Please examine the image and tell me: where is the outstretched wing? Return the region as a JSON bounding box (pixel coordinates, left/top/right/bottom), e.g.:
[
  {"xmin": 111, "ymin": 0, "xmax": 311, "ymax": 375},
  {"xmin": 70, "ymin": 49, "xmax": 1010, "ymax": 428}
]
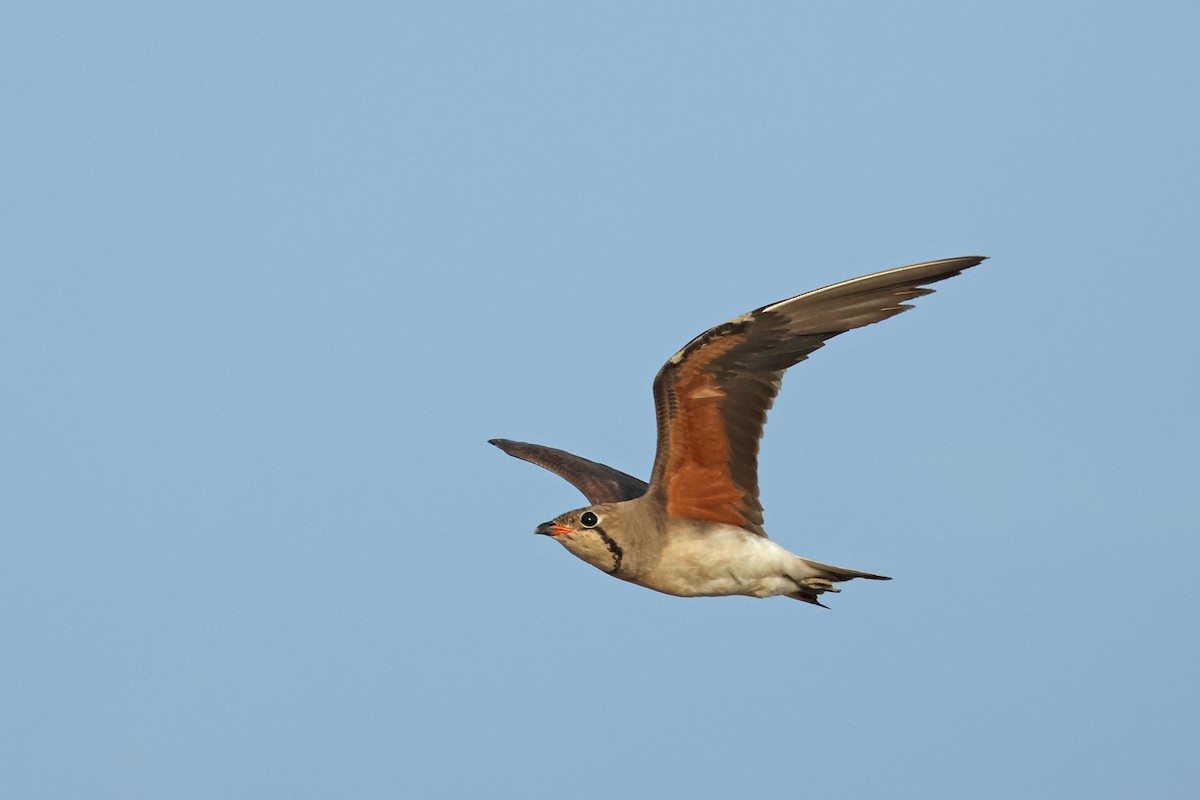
[
  {"xmin": 489, "ymin": 439, "xmax": 649, "ymax": 504},
  {"xmin": 647, "ymin": 256, "xmax": 987, "ymax": 535}
]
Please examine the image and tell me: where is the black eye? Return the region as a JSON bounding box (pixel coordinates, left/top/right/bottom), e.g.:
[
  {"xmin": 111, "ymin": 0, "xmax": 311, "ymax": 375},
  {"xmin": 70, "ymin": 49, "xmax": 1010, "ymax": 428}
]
[{"xmin": 580, "ymin": 511, "xmax": 599, "ymax": 528}]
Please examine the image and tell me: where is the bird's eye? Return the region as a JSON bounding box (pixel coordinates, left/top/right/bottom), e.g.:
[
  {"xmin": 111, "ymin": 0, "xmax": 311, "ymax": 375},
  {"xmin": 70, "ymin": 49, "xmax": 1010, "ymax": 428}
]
[{"xmin": 580, "ymin": 511, "xmax": 599, "ymax": 528}]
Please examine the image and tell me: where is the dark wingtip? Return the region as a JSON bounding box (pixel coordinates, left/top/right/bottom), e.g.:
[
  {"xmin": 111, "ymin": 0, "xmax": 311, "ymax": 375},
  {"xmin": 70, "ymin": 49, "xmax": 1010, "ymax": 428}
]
[
  {"xmin": 954, "ymin": 255, "xmax": 988, "ymax": 272},
  {"xmin": 485, "ymin": 438, "xmax": 650, "ymax": 503}
]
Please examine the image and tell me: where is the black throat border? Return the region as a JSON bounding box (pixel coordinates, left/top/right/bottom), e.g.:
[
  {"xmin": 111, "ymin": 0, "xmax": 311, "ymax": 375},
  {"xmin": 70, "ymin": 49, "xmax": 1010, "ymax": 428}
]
[{"xmin": 593, "ymin": 525, "xmax": 623, "ymax": 574}]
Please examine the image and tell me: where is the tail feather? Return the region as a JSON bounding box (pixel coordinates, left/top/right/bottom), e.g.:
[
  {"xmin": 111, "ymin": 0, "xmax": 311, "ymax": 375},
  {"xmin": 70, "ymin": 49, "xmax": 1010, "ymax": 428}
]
[
  {"xmin": 787, "ymin": 559, "xmax": 891, "ymax": 607},
  {"xmin": 803, "ymin": 558, "xmax": 891, "ymax": 582}
]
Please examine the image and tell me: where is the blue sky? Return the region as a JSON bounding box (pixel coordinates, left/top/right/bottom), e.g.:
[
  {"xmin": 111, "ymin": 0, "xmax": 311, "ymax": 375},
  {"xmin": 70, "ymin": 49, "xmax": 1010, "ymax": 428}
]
[{"xmin": 3, "ymin": 2, "xmax": 1198, "ymax": 798}]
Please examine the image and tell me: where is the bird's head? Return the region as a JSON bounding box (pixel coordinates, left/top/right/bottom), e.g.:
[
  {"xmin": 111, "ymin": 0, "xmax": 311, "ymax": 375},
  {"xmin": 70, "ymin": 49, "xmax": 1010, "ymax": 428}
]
[{"xmin": 535, "ymin": 504, "xmax": 625, "ymax": 574}]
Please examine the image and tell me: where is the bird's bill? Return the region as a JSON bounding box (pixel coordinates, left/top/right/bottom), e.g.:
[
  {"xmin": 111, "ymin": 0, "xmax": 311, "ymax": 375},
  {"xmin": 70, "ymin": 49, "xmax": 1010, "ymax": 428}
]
[{"xmin": 535, "ymin": 522, "xmax": 574, "ymax": 537}]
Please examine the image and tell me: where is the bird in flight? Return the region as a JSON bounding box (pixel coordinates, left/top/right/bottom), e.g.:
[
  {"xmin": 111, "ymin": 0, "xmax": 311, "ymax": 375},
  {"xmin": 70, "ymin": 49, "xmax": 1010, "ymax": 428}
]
[{"xmin": 491, "ymin": 256, "xmax": 987, "ymax": 606}]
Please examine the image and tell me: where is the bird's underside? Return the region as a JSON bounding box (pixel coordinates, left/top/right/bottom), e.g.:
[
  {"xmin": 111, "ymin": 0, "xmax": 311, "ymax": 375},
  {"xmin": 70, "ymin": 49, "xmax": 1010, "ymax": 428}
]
[{"xmin": 492, "ymin": 256, "xmax": 988, "ymax": 607}]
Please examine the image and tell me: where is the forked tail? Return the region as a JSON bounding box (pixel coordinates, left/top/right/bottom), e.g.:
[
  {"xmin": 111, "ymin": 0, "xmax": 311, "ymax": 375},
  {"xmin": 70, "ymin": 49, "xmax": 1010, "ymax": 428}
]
[{"xmin": 788, "ymin": 559, "xmax": 891, "ymax": 607}]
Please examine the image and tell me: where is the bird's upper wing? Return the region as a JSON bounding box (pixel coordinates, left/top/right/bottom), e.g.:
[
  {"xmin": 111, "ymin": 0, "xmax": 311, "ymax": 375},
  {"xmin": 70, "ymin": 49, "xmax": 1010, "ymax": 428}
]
[
  {"xmin": 646, "ymin": 256, "xmax": 987, "ymax": 536},
  {"xmin": 489, "ymin": 438, "xmax": 649, "ymax": 504}
]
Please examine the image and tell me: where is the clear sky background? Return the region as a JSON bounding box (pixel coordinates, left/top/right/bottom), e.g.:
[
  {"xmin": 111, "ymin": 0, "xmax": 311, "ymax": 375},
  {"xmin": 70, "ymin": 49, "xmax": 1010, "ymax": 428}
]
[{"xmin": 3, "ymin": 2, "xmax": 1198, "ymax": 798}]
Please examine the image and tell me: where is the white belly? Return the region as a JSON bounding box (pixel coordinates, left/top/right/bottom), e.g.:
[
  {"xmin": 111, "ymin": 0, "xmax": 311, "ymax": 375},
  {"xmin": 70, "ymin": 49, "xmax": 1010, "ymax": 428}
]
[{"xmin": 644, "ymin": 523, "xmax": 814, "ymax": 598}]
